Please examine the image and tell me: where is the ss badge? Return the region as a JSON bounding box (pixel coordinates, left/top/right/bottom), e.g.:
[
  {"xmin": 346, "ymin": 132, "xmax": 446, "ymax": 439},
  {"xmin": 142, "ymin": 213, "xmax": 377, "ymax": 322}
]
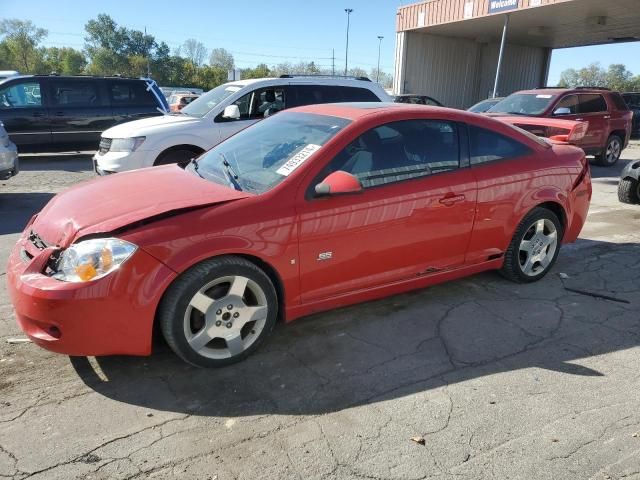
[{"xmin": 317, "ymin": 251, "xmax": 333, "ymax": 261}]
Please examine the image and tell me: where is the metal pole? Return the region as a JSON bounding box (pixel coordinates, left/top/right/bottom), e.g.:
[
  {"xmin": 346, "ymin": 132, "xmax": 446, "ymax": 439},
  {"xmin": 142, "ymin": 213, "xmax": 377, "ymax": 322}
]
[
  {"xmin": 344, "ymin": 9, "xmax": 353, "ymax": 76},
  {"xmin": 376, "ymin": 36, "xmax": 384, "ymax": 83},
  {"xmin": 493, "ymin": 14, "xmax": 509, "ymax": 98}
]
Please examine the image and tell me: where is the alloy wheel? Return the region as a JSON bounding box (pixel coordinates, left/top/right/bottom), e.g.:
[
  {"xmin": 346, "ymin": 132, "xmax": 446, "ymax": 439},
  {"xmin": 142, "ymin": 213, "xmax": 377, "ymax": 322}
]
[
  {"xmin": 183, "ymin": 275, "xmax": 269, "ymax": 359},
  {"xmin": 518, "ymin": 218, "xmax": 558, "ymax": 277}
]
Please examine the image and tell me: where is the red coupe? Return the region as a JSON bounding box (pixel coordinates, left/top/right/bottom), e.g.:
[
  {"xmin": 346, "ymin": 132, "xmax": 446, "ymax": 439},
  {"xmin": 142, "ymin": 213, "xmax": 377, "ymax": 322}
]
[{"xmin": 7, "ymin": 103, "xmax": 592, "ymax": 367}]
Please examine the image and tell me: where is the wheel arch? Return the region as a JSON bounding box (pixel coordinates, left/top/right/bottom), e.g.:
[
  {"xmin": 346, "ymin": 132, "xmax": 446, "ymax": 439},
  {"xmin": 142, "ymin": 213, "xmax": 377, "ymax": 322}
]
[
  {"xmin": 151, "ymin": 252, "xmax": 287, "ymax": 342},
  {"xmin": 535, "ymin": 201, "xmax": 567, "ymax": 237},
  {"xmin": 155, "ymin": 144, "xmax": 205, "ymax": 165},
  {"xmin": 609, "ymin": 129, "xmax": 627, "ymax": 143}
]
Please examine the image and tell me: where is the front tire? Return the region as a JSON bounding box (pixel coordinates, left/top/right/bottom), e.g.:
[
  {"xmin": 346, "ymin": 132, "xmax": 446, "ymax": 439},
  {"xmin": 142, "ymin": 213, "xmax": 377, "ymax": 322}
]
[
  {"xmin": 501, "ymin": 207, "xmax": 563, "ymax": 283},
  {"xmin": 154, "ymin": 149, "xmax": 199, "ymax": 166},
  {"xmin": 618, "ymin": 177, "xmax": 640, "ymax": 204},
  {"xmin": 595, "ymin": 135, "xmax": 622, "ymax": 166},
  {"xmin": 159, "ymin": 256, "xmax": 278, "ymax": 368}
]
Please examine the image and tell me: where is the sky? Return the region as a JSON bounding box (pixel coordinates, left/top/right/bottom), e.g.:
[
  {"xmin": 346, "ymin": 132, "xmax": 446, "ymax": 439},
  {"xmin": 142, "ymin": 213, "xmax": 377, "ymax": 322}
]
[{"xmin": 1, "ymin": 0, "xmax": 639, "ymax": 85}]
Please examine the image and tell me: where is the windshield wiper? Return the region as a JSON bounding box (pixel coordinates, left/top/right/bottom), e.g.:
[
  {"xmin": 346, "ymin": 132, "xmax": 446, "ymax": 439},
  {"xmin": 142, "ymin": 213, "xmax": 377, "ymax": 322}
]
[
  {"xmin": 219, "ymin": 153, "xmax": 242, "ymax": 191},
  {"xmin": 188, "ymin": 158, "xmax": 204, "ymax": 178}
]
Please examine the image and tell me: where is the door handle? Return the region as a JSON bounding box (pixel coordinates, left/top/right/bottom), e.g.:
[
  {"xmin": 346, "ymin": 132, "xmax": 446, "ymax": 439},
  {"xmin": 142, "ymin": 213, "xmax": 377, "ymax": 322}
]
[
  {"xmin": 54, "ymin": 112, "xmax": 65, "ymax": 116},
  {"xmin": 575, "ymin": 118, "xmax": 584, "ymax": 121},
  {"xmin": 32, "ymin": 112, "xmax": 45, "ymax": 117},
  {"xmin": 603, "ymin": 115, "xmax": 611, "ymax": 119},
  {"xmin": 439, "ymin": 193, "xmax": 465, "ymax": 206}
]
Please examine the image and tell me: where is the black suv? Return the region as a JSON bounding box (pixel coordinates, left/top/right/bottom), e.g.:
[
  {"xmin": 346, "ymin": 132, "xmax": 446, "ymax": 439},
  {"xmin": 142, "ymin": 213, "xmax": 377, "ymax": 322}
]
[
  {"xmin": 622, "ymin": 93, "xmax": 640, "ymax": 137},
  {"xmin": 0, "ymin": 75, "xmax": 168, "ymax": 152}
]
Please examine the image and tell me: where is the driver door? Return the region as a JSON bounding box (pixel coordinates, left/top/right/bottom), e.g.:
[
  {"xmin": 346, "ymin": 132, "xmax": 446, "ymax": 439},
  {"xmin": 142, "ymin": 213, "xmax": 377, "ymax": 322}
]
[{"xmin": 296, "ymin": 119, "xmax": 477, "ymax": 303}]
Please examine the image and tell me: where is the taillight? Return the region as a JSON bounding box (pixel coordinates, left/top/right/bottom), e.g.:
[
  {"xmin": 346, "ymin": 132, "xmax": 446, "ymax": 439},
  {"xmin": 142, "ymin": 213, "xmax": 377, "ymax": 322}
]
[
  {"xmin": 549, "ymin": 121, "xmax": 589, "ymax": 144},
  {"xmin": 572, "ymin": 154, "xmax": 589, "ymax": 191}
]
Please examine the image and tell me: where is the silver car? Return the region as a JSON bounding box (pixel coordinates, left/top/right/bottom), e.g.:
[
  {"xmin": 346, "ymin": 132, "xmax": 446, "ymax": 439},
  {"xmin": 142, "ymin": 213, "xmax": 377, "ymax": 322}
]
[{"xmin": 0, "ymin": 121, "xmax": 18, "ymax": 180}]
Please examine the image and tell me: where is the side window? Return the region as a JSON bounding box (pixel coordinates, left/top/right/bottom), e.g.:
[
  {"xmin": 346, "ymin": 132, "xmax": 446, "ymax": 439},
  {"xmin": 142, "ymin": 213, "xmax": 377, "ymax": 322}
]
[
  {"xmin": 109, "ymin": 81, "xmax": 157, "ymax": 107},
  {"xmin": 340, "ymin": 87, "xmax": 380, "ymax": 102},
  {"xmin": 293, "ymin": 85, "xmax": 326, "ymax": 106},
  {"xmin": 469, "ymin": 125, "xmax": 531, "ymax": 165},
  {"xmin": 579, "ymin": 94, "xmax": 607, "ymax": 113},
  {"xmin": 554, "ymin": 95, "xmax": 579, "ymax": 115},
  {"xmin": 324, "ymin": 119, "xmax": 459, "ymax": 189},
  {"xmin": 230, "ymin": 87, "xmax": 286, "ymax": 120},
  {"xmin": 0, "ymin": 81, "xmax": 42, "ymax": 108},
  {"xmin": 50, "ymin": 79, "xmax": 102, "ymax": 107}
]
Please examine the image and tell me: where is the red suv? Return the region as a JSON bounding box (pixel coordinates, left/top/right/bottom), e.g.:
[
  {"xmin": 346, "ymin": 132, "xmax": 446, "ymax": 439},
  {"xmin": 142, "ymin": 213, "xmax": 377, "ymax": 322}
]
[{"xmin": 488, "ymin": 88, "xmax": 632, "ymax": 166}]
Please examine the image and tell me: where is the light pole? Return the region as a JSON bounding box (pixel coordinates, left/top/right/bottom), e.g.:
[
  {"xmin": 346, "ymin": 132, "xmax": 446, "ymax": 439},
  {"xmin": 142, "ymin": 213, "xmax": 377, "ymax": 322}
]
[
  {"xmin": 344, "ymin": 8, "xmax": 353, "ymax": 76},
  {"xmin": 376, "ymin": 36, "xmax": 384, "ymax": 83}
]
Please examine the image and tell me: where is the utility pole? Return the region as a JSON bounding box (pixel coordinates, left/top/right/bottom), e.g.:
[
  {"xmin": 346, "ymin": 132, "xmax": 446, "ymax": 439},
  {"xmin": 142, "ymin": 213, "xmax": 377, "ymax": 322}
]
[
  {"xmin": 376, "ymin": 36, "xmax": 384, "ymax": 83},
  {"xmin": 344, "ymin": 8, "xmax": 353, "ymax": 76},
  {"xmin": 144, "ymin": 26, "xmax": 151, "ymax": 78},
  {"xmin": 332, "ymin": 48, "xmax": 335, "ymax": 76},
  {"xmin": 493, "ymin": 14, "xmax": 509, "ymax": 98}
]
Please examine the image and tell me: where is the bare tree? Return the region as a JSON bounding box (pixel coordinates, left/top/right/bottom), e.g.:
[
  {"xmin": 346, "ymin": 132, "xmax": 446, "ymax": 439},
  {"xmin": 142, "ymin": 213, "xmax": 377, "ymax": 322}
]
[
  {"xmin": 209, "ymin": 48, "xmax": 234, "ymax": 71},
  {"xmin": 182, "ymin": 38, "xmax": 207, "ymax": 67}
]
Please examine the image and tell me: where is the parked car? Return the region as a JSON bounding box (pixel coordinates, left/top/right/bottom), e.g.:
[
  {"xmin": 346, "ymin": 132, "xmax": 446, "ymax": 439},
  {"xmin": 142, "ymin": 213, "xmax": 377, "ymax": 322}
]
[
  {"xmin": 487, "ymin": 88, "xmax": 632, "ymax": 166},
  {"xmin": 621, "ymin": 92, "xmax": 640, "ymax": 137},
  {"xmin": 618, "ymin": 160, "xmax": 640, "ymax": 204},
  {"xmin": 94, "ymin": 75, "xmax": 392, "ymax": 174},
  {"xmin": 394, "ymin": 94, "xmax": 443, "ymax": 106},
  {"xmin": 0, "ymin": 121, "xmax": 18, "ymax": 180},
  {"xmin": 8, "ymin": 103, "xmax": 591, "ymax": 367},
  {"xmin": 168, "ymin": 93, "xmax": 200, "ymax": 112},
  {"xmin": 468, "ymin": 97, "xmax": 503, "ymax": 113},
  {"xmin": 0, "ymin": 70, "xmax": 19, "ymax": 81},
  {"xmin": 0, "ymin": 75, "xmax": 168, "ymax": 152}
]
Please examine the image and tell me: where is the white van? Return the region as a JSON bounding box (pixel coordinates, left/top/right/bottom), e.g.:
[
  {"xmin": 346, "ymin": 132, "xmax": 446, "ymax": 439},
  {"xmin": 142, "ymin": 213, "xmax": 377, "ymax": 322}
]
[
  {"xmin": 0, "ymin": 71, "xmax": 20, "ymax": 82},
  {"xmin": 94, "ymin": 76, "xmax": 391, "ymax": 174}
]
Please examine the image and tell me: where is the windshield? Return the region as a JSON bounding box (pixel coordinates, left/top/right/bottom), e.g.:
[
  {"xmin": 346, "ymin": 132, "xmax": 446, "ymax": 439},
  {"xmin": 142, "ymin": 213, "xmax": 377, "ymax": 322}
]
[
  {"xmin": 181, "ymin": 83, "xmax": 243, "ymax": 117},
  {"xmin": 188, "ymin": 112, "xmax": 350, "ymax": 194},
  {"xmin": 488, "ymin": 93, "xmax": 557, "ymax": 115}
]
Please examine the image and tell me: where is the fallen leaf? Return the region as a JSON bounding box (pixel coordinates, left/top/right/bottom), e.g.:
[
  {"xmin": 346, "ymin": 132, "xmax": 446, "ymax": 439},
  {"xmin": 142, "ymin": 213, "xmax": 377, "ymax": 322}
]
[
  {"xmin": 411, "ymin": 436, "xmax": 426, "ymax": 446},
  {"xmin": 559, "ymin": 273, "xmax": 569, "ymax": 279}
]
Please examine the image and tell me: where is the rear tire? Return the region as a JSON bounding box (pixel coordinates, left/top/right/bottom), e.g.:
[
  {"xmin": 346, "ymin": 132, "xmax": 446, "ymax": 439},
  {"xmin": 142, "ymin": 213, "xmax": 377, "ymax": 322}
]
[
  {"xmin": 618, "ymin": 177, "xmax": 640, "ymax": 204},
  {"xmin": 159, "ymin": 256, "xmax": 278, "ymax": 368},
  {"xmin": 154, "ymin": 148, "xmax": 200, "ymax": 166},
  {"xmin": 501, "ymin": 207, "xmax": 563, "ymax": 283},
  {"xmin": 595, "ymin": 135, "xmax": 622, "ymax": 166}
]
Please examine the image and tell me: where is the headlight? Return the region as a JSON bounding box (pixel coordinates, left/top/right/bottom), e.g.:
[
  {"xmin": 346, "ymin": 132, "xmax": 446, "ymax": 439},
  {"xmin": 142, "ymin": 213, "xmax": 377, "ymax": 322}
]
[
  {"xmin": 109, "ymin": 137, "xmax": 145, "ymax": 152},
  {"xmin": 51, "ymin": 238, "xmax": 137, "ymax": 282}
]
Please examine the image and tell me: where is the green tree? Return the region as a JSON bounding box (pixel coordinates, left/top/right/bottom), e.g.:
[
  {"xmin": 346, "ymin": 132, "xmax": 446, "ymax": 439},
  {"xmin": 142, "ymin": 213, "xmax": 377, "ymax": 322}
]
[
  {"xmin": 0, "ymin": 19, "xmax": 48, "ymax": 72},
  {"xmin": 606, "ymin": 64, "xmax": 633, "ymax": 92},
  {"xmin": 43, "ymin": 47, "xmax": 87, "ymax": 75},
  {"xmin": 242, "ymin": 63, "xmax": 271, "ymax": 79}
]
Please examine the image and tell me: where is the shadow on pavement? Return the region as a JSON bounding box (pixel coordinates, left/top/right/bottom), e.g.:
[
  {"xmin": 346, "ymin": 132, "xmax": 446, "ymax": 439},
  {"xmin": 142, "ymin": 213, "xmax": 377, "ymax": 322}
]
[
  {"xmin": 70, "ymin": 239, "xmax": 639, "ymax": 418},
  {"xmin": 0, "ymin": 192, "xmax": 55, "ymax": 234},
  {"xmin": 589, "ymin": 158, "xmax": 633, "ymax": 179},
  {"xmin": 19, "ymin": 153, "xmax": 94, "ymax": 173}
]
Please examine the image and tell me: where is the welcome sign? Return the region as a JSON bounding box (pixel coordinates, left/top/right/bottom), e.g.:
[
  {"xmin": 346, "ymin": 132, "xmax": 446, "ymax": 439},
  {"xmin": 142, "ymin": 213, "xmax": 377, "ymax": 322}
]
[{"xmin": 488, "ymin": 0, "xmax": 518, "ymax": 13}]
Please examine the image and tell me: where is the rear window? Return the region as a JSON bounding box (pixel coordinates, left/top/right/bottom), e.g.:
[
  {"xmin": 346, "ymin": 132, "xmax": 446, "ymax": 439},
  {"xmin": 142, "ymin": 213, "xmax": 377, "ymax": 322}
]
[
  {"xmin": 292, "ymin": 85, "xmax": 379, "ymax": 106},
  {"xmin": 610, "ymin": 92, "xmax": 630, "ymax": 110},
  {"xmin": 109, "ymin": 81, "xmax": 157, "ymax": 107}
]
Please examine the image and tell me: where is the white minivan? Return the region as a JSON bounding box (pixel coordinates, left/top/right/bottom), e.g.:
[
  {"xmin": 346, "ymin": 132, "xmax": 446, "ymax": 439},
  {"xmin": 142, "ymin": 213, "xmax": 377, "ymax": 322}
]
[{"xmin": 94, "ymin": 75, "xmax": 391, "ymax": 174}]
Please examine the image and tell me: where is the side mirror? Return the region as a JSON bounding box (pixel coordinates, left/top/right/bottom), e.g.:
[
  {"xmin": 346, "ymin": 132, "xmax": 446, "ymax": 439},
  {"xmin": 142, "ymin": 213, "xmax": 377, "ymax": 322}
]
[
  {"xmin": 553, "ymin": 107, "xmax": 571, "ymax": 116},
  {"xmin": 315, "ymin": 171, "xmax": 363, "ymax": 197},
  {"xmin": 222, "ymin": 104, "xmax": 240, "ymax": 120}
]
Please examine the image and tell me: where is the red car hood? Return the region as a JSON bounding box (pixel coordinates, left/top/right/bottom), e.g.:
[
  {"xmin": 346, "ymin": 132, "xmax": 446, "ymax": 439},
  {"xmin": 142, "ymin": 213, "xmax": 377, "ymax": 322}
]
[{"xmin": 30, "ymin": 165, "xmax": 251, "ymax": 248}]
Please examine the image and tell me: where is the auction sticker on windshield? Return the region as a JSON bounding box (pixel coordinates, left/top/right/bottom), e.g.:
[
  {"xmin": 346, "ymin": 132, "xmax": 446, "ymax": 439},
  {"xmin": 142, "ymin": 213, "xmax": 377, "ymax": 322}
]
[{"xmin": 276, "ymin": 144, "xmax": 321, "ymax": 176}]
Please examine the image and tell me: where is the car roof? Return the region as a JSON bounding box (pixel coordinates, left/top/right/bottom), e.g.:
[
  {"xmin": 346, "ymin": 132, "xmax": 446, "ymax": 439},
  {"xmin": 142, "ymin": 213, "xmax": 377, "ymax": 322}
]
[
  {"xmin": 290, "ymin": 102, "xmax": 487, "ymax": 122},
  {"xmin": 516, "ymin": 88, "xmax": 612, "ymax": 95},
  {"xmin": 224, "ymin": 76, "xmax": 380, "ymax": 88}
]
